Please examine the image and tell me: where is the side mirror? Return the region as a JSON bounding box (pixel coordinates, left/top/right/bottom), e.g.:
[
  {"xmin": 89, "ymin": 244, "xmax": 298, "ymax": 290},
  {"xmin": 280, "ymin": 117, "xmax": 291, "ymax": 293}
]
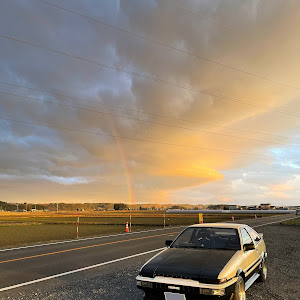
[
  {"xmin": 244, "ymin": 243, "xmax": 255, "ymax": 251},
  {"xmin": 165, "ymin": 240, "xmax": 173, "ymax": 247},
  {"xmin": 259, "ymin": 233, "xmax": 264, "ymax": 239}
]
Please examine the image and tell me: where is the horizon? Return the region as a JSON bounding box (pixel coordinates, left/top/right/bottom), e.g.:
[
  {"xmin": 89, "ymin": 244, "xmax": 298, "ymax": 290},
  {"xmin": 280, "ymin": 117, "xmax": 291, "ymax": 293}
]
[{"xmin": 1, "ymin": 200, "xmax": 299, "ymax": 208}]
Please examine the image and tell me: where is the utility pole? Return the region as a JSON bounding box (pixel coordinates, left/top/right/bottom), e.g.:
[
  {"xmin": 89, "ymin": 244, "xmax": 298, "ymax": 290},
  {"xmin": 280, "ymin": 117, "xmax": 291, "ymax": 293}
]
[{"xmin": 57, "ymin": 203, "xmax": 59, "ymax": 213}]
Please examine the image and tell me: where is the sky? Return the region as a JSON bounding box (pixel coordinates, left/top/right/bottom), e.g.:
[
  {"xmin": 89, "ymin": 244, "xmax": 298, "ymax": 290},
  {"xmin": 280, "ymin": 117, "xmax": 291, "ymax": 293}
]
[{"xmin": 1, "ymin": 0, "xmax": 300, "ymax": 206}]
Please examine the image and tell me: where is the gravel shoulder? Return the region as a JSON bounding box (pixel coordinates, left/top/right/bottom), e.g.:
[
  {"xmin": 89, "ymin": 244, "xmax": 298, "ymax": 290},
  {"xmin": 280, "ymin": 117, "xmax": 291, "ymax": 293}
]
[
  {"xmin": 247, "ymin": 223, "xmax": 300, "ymax": 300},
  {"xmin": 0, "ymin": 223, "xmax": 299, "ymax": 300}
]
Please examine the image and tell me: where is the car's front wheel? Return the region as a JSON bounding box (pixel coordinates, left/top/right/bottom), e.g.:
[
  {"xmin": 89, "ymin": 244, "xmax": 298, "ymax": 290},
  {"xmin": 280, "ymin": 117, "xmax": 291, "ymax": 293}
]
[
  {"xmin": 258, "ymin": 260, "xmax": 267, "ymax": 282},
  {"xmin": 233, "ymin": 275, "xmax": 246, "ymax": 300}
]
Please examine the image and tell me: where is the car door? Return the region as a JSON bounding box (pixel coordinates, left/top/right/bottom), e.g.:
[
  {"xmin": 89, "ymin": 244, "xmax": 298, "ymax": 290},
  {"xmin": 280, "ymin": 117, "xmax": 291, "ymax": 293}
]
[
  {"xmin": 246, "ymin": 227, "xmax": 265, "ymax": 259},
  {"xmin": 244, "ymin": 227, "xmax": 261, "ymax": 278},
  {"xmin": 239, "ymin": 228, "xmax": 253, "ymax": 274}
]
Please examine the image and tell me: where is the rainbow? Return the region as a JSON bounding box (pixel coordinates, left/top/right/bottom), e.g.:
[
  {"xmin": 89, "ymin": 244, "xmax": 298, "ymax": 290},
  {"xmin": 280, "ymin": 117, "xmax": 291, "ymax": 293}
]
[{"xmin": 106, "ymin": 111, "xmax": 135, "ymax": 205}]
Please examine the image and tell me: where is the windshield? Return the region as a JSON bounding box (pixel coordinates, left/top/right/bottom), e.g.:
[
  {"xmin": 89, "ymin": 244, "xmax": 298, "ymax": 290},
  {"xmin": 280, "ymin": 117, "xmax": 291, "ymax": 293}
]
[{"xmin": 171, "ymin": 227, "xmax": 241, "ymax": 250}]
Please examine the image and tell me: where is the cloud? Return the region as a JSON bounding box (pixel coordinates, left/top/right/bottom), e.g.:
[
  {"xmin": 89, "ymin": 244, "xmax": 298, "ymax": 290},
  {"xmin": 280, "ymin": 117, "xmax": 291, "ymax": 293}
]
[
  {"xmin": 0, "ymin": 174, "xmax": 89, "ymax": 185},
  {"xmin": 1, "ymin": 0, "xmax": 300, "ymax": 204}
]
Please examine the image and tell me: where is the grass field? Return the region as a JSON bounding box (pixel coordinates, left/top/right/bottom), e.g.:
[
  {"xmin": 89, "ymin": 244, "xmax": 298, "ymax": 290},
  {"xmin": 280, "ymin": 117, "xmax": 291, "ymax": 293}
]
[
  {"xmin": 282, "ymin": 217, "xmax": 300, "ymax": 225},
  {"xmin": 0, "ymin": 211, "xmax": 279, "ymax": 248}
]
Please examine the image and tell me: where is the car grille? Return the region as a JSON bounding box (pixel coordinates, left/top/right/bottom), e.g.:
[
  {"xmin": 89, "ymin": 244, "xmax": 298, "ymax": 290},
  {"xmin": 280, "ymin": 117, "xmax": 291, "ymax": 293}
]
[
  {"xmin": 153, "ymin": 283, "xmax": 200, "ymax": 295},
  {"xmin": 182, "ymin": 286, "xmax": 201, "ymax": 294},
  {"xmin": 155, "ymin": 273, "xmax": 193, "ymax": 280}
]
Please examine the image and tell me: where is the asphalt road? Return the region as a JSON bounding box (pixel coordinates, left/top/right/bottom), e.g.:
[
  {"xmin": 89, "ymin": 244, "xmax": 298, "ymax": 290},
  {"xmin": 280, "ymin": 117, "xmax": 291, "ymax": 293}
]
[{"xmin": 0, "ymin": 214, "xmax": 298, "ymax": 299}]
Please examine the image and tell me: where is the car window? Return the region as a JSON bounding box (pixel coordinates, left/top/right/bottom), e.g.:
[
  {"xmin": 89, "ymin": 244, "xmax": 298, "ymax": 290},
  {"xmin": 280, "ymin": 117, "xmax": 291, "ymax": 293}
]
[
  {"xmin": 246, "ymin": 227, "xmax": 261, "ymax": 244},
  {"xmin": 174, "ymin": 228, "xmax": 194, "ymax": 244},
  {"xmin": 240, "ymin": 228, "xmax": 253, "ymax": 245},
  {"xmin": 171, "ymin": 227, "xmax": 240, "ymax": 250}
]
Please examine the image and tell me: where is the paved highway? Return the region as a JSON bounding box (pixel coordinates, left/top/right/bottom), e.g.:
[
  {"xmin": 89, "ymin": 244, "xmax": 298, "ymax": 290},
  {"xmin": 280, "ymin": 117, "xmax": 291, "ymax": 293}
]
[{"xmin": 0, "ymin": 214, "xmax": 297, "ymax": 299}]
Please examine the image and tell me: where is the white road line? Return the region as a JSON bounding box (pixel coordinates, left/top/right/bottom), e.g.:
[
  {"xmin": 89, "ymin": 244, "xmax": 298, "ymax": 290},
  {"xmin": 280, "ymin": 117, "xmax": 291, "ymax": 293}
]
[
  {"xmin": 0, "ymin": 226, "xmax": 186, "ymax": 252},
  {"xmin": 0, "ymin": 248, "xmax": 165, "ymax": 292}
]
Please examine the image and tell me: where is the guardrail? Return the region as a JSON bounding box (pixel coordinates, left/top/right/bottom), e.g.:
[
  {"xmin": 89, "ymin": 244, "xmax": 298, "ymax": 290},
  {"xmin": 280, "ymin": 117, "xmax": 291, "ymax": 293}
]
[{"xmin": 166, "ymin": 210, "xmax": 296, "ymax": 214}]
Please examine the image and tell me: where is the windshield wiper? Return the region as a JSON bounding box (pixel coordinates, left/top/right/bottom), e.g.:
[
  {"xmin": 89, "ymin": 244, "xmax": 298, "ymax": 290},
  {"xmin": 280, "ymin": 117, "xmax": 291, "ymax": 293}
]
[
  {"xmin": 213, "ymin": 247, "xmax": 237, "ymax": 250},
  {"xmin": 173, "ymin": 245, "xmax": 200, "ymax": 249}
]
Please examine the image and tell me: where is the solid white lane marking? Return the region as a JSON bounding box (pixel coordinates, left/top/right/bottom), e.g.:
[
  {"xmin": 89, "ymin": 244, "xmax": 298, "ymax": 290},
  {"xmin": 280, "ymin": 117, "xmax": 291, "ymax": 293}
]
[
  {"xmin": 0, "ymin": 226, "xmax": 186, "ymax": 252},
  {"xmin": 0, "ymin": 248, "xmax": 165, "ymax": 292}
]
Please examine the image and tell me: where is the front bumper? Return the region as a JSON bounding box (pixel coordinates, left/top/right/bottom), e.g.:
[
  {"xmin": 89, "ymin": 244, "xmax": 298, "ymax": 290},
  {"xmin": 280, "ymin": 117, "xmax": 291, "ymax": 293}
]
[{"xmin": 137, "ymin": 275, "xmax": 237, "ymax": 300}]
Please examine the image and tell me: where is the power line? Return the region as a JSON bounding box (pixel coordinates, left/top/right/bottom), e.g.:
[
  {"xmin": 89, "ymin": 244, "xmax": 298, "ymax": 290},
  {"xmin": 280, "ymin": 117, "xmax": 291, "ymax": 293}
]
[
  {"xmin": 169, "ymin": 0, "xmax": 238, "ymax": 32},
  {"xmin": 1, "ymin": 34, "xmax": 300, "ymax": 119},
  {"xmin": 1, "ymin": 80, "xmax": 299, "ymax": 142},
  {"xmin": 38, "ymin": 0, "xmax": 300, "ymax": 93},
  {"xmin": 0, "ymin": 116, "xmax": 274, "ymax": 158},
  {"xmin": 2, "ymin": 90, "xmax": 300, "ymax": 148}
]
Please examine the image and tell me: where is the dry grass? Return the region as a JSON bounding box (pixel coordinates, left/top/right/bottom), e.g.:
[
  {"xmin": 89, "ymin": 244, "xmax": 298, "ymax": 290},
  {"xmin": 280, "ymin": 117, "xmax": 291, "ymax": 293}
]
[{"xmin": 282, "ymin": 217, "xmax": 300, "ymax": 225}]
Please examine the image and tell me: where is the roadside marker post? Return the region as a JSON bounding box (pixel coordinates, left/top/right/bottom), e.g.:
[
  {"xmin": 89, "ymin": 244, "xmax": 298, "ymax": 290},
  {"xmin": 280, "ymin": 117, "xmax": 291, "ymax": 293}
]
[
  {"xmin": 199, "ymin": 213, "xmax": 203, "ymax": 224},
  {"xmin": 232, "ymin": 216, "xmax": 235, "ymax": 221},
  {"xmin": 76, "ymin": 213, "xmax": 79, "ymax": 238},
  {"xmin": 163, "ymin": 214, "xmax": 166, "ymax": 228},
  {"xmin": 129, "ymin": 210, "xmax": 132, "ymax": 232}
]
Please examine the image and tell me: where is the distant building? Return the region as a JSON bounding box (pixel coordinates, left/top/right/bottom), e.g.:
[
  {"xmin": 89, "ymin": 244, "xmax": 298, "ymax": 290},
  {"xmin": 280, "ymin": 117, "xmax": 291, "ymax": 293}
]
[
  {"xmin": 229, "ymin": 205, "xmax": 240, "ymax": 210},
  {"xmin": 94, "ymin": 207, "xmax": 105, "ymax": 211},
  {"xmin": 260, "ymin": 203, "xmax": 271, "ymax": 210},
  {"xmin": 248, "ymin": 206, "xmax": 258, "ymax": 210}
]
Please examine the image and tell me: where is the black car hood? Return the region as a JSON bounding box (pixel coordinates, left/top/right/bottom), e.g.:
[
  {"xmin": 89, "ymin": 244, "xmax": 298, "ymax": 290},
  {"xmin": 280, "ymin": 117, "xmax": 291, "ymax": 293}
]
[{"xmin": 140, "ymin": 248, "xmax": 236, "ymax": 282}]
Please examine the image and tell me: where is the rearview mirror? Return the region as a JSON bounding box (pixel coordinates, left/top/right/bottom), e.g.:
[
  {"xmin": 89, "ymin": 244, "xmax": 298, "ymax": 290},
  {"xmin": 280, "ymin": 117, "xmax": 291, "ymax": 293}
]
[
  {"xmin": 244, "ymin": 243, "xmax": 255, "ymax": 251},
  {"xmin": 165, "ymin": 240, "xmax": 173, "ymax": 247}
]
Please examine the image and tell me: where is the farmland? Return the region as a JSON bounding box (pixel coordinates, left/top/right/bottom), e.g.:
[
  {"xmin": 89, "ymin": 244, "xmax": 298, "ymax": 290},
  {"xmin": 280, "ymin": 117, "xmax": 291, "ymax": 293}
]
[{"xmin": 0, "ymin": 211, "xmax": 276, "ymax": 249}]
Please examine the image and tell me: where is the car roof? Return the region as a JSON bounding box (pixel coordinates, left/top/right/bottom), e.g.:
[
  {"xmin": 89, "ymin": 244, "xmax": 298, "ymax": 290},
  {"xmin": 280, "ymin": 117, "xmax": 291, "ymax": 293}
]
[{"xmin": 188, "ymin": 223, "xmax": 246, "ymax": 229}]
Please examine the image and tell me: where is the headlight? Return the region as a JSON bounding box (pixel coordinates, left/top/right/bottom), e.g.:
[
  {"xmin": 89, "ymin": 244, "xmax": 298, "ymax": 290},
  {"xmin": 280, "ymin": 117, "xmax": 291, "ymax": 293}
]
[
  {"xmin": 199, "ymin": 288, "xmax": 225, "ymax": 296},
  {"xmin": 212, "ymin": 289, "xmax": 226, "ymax": 296},
  {"xmin": 136, "ymin": 280, "xmax": 153, "ymax": 288}
]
